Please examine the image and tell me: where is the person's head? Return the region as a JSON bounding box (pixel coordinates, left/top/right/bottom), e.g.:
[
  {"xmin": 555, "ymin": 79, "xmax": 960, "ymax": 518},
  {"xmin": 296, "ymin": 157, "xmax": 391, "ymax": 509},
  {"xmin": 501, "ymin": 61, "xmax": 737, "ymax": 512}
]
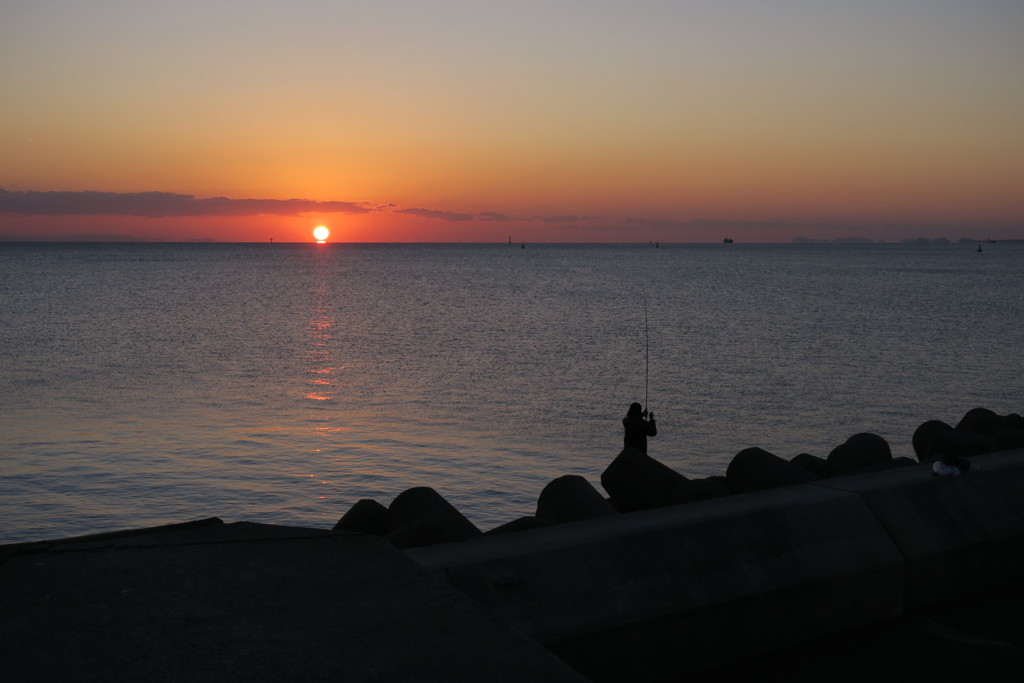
[{"xmin": 627, "ymin": 402, "xmax": 643, "ymax": 416}]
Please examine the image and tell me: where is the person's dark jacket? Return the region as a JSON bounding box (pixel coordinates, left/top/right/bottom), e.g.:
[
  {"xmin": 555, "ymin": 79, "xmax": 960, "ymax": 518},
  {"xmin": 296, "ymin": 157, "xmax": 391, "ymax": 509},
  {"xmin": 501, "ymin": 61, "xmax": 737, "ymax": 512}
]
[{"xmin": 623, "ymin": 414, "xmax": 657, "ymax": 452}]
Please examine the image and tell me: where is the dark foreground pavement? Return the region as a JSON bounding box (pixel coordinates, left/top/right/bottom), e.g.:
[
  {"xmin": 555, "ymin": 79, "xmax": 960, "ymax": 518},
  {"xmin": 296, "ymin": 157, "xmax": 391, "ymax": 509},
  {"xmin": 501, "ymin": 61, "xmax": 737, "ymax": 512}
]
[
  {"xmin": 5, "ymin": 502, "xmax": 1024, "ymax": 682},
  {"xmin": 0, "ymin": 519, "xmax": 587, "ymax": 682},
  {"xmin": 688, "ymin": 588, "xmax": 1024, "ymax": 683}
]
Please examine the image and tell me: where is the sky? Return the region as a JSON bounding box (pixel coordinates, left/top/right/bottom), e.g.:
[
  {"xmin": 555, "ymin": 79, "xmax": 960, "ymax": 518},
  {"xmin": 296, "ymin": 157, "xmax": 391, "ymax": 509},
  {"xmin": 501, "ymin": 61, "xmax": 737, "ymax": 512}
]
[{"xmin": 1, "ymin": 0, "xmax": 1021, "ymax": 243}]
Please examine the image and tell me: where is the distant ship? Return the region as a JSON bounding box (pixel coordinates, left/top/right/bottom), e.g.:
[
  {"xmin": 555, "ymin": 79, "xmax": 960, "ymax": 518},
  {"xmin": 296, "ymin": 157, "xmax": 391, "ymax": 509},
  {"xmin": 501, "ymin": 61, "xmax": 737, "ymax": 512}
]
[{"xmin": 723, "ymin": 237, "xmax": 734, "ymax": 244}]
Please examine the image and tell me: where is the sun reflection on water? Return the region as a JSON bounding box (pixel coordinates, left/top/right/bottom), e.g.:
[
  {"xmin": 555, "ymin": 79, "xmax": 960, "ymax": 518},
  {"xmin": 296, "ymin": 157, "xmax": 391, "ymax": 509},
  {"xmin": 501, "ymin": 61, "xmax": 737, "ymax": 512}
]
[{"xmin": 304, "ymin": 291, "xmax": 339, "ymax": 401}]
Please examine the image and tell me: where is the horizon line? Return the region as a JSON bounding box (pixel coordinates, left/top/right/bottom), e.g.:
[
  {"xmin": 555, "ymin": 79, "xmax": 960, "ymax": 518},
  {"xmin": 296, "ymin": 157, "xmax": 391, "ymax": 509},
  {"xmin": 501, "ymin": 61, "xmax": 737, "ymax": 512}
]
[{"xmin": 2, "ymin": 237, "xmax": 1018, "ymax": 246}]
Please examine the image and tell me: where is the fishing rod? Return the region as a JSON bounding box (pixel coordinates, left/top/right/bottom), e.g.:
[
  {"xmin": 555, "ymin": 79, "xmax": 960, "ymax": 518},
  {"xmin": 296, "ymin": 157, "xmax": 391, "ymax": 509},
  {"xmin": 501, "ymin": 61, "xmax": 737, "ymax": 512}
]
[{"xmin": 641, "ymin": 282, "xmax": 650, "ymax": 411}]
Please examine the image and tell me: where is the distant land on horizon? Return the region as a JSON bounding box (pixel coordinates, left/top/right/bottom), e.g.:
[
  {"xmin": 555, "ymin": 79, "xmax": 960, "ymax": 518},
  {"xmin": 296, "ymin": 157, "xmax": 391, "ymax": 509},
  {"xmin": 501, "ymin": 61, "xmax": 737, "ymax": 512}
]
[{"xmin": 791, "ymin": 236, "xmax": 1022, "ymax": 245}]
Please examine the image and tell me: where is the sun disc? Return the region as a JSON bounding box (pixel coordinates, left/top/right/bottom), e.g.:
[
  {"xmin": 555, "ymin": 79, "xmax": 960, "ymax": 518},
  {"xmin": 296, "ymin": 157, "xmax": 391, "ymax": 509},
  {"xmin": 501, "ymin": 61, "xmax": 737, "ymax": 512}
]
[{"xmin": 313, "ymin": 226, "xmax": 330, "ymax": 241}]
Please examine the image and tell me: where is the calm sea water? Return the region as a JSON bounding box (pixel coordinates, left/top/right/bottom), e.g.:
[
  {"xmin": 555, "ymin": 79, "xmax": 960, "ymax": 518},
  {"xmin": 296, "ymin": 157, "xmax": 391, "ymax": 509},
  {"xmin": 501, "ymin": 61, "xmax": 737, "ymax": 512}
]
[{"xmin": 1, "ymin": 242, "xmax": 1021, "ymax": 543}]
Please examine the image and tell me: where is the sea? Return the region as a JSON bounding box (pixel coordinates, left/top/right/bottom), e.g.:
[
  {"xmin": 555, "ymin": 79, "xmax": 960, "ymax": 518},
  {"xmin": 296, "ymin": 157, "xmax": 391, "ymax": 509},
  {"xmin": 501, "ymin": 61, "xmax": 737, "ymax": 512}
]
[{"xmin": 1, "ymin": 241, "xmax": 1021, "ymax": 544}]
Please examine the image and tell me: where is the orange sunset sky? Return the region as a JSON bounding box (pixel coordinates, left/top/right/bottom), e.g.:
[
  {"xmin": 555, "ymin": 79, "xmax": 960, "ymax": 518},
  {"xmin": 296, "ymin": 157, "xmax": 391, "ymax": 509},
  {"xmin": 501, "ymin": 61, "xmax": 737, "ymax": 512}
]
[{"xmin": 1, "ymin": 1, "xmax": 1021, "ymax": 243}]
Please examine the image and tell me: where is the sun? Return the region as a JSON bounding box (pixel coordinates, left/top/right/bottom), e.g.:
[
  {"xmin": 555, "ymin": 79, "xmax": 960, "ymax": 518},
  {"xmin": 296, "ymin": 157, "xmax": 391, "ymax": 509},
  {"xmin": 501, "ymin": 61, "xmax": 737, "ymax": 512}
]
[{"xmin": 313, "ymin": 226, "xmax": 330, "ymax": 242}]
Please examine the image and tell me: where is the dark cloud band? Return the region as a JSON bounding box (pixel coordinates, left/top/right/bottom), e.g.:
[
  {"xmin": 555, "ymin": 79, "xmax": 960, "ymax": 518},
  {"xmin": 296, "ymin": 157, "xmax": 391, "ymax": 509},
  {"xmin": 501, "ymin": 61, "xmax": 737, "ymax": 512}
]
[{"xmin": 0, "ymin": 189, "xmax": 372, "ymax": 217}]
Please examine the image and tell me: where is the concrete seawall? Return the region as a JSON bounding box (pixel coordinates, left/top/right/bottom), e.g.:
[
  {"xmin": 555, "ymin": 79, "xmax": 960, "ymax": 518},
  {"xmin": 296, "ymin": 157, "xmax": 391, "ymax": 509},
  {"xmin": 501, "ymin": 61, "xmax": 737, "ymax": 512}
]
[
  {"xmin": 409, "ymin": 449, "xmax": 1024, "ymax": 682},
  {"xmin": 4, "ymin": 449, "xmax": 1024, "ymax": 681}
]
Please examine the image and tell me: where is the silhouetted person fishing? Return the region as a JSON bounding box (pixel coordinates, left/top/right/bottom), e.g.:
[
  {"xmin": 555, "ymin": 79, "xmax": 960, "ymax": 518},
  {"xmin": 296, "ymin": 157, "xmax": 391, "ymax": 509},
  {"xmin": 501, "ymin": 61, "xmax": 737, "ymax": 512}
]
[{"xmin": 623, "ymin": 402, "xmax": 657, "ymax": 452}]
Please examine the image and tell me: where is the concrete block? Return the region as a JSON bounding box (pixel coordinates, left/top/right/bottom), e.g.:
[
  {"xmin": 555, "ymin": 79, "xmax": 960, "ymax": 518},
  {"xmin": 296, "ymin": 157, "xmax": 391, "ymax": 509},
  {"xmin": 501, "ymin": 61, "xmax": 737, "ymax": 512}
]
[
  {"xmin": 671, "ymin": 475, "xmax": 730, "ymax": 504},
  {"xmin": 848, "ymin": 456, "xmax": 918, "ymax": 475},
  {"xmin": 386, "ymin": 487, "xmax": 481, "ymax": 549},
  {"xmin": 601, "ymin": 448, "xmax": 688, "ymax": 512},
  {"xmin": 923, "ymin": 429, "xmax": 994, "ymax": 459},
  {"xmin": 956, "ymin": 408, "xmax": 1024, "ymax": 435},
  {"xmin": 827, "ymin": 433, "xmax": 893, "ymax": 476},
  {"xmin": 536, "ymin": 475, "xmax": 617, "ymax": 524},
  {"xmin": 333, "ymin": 499, "xmax": 389, "ymax": 535},
  {"xmin": 790, "ymin": 453, "xmax": 836, "ymax": 478},
  {"xmin": 912, "ymin": 420, "xmax": 955, "ymax": 460},
  {"xmin": 726, "ymin": 447, "xmax": 820, "ymax": 494}
]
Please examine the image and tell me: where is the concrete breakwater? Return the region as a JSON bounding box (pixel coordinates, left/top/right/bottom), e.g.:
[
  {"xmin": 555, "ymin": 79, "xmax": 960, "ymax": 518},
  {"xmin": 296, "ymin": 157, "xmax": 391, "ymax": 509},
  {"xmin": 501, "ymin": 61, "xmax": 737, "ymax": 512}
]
[
  {"xmin": 334, "ymin": 407, "xmax": 1024, "ymax": 547},
  {"xmin": 4, "ymin": 407, "xmax": 1024, "ymax": 682},
  {"xmin": 410, "ymin": 448, "xmax": 1024, "ymax": 681},
  {"xmin": 337, "ymin": 406, "xmax": 1024, "ymax": 680}
]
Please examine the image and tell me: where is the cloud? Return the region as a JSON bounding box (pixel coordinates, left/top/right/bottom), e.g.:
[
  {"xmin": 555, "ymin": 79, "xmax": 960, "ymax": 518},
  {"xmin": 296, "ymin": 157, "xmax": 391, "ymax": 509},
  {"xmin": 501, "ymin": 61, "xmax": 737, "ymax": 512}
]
[
  {"xmin": 394, "ymin": 208, "xmax": 520, "ymax": 222},
  {"xmin": 535, "ymin": 214, "xmax": 602, "ymax": 224},
  {"xmin": 478, "ymin": 212, "xmax": 513, "ymax": 222},
  {"xmin": 0, "ymin": 188, "xmax": 373, "ymax": 217},
  {"xmin": 395, "ymin": 207, "xmax": 476, "ymax": 222},
  {"xmin": 0, "ymin": 232, "xmax": 157, "ymax": 242},
  {"xmin": 623, "ymin": 217, "xmax": 834, "ymax": 232},
  {"xmin": 0, "ymin": 190, "xmax": 609, "ymax": 228}
]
